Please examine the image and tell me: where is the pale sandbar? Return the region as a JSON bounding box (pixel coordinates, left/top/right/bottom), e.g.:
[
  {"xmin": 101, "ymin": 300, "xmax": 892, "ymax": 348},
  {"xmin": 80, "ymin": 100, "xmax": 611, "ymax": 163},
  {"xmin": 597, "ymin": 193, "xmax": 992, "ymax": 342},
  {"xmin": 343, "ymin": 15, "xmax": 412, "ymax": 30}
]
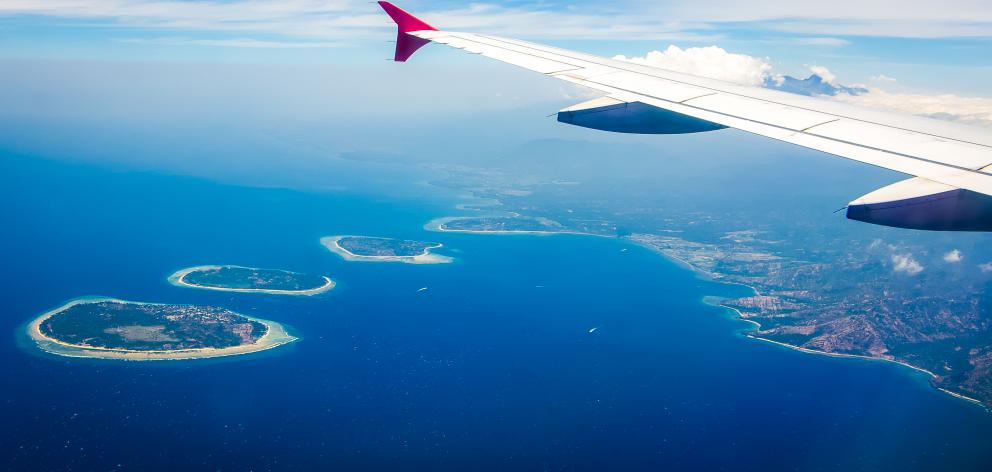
[
  {"xmin": 320, "ymin": 236, "xmax": 453, "ymax": 264},
  {"xmin": 26, "ymin": 297, "xmax": 297, "ymax": 361},
  {"xmin": 168, "ymin": 265, "xmax": 335, "ymax": 296}
]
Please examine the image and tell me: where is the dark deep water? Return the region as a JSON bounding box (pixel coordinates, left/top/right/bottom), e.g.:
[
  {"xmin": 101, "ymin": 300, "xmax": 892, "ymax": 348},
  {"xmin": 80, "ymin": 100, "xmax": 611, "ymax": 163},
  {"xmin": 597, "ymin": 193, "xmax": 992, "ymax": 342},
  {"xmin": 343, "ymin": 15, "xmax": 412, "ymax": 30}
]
[{"xmin": 2, "ymin": 155, "xmax": 992, "ymax": 471}]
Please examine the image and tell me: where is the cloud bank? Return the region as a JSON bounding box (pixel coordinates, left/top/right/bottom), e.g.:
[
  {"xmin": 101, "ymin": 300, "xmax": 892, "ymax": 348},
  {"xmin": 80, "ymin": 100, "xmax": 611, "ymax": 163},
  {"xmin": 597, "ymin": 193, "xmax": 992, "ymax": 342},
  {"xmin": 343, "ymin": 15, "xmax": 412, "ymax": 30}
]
[
  {"xmin": 0, "ymin": 1, "xmax": 712, "ymax": 42},
  {"xmin": 2, "ymin": 0, "xmax": 991, "ymax": 41},
  {"xmin": 2, "ymin": 2, "xmax": 989, "ymax": 127},
  {"xmin": 616, "ymin": 45, "xmax": 992, "ymax": 128},
  {"xmin": 833, "ymin": 90, "xmax": 992, "ymax": 129},
  {"xmin": 614, "ymin": 46, "xmax": 773, "ymax": 86}
]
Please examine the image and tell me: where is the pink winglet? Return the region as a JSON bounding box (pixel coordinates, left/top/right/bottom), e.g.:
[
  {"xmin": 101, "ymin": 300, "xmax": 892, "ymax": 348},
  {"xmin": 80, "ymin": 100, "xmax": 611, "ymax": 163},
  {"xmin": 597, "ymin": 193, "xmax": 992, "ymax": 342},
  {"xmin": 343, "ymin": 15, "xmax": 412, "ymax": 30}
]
[
  {"xmin": 378, "ymin": 2, "xmax": 437, "ymax": 62},
  {"xmin": 378, "ymin": 2, "xmax": 436, "ymax": 33}
]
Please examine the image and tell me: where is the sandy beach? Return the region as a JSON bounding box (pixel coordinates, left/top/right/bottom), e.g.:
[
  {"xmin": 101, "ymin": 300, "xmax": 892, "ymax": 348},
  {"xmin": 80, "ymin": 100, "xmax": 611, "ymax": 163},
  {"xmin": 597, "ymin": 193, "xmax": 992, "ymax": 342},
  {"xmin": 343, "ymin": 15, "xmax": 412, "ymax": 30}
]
[
  {"xmin": 168, "ymin": 265, "xmax": 335, "ymax": 295},
  {"xmin": 320, "ymin": 236, "xmax": 453, "ymax": 264},
  {"xmin": 26, "ymin": 297, "xmax": 297, "ymax": 361}
]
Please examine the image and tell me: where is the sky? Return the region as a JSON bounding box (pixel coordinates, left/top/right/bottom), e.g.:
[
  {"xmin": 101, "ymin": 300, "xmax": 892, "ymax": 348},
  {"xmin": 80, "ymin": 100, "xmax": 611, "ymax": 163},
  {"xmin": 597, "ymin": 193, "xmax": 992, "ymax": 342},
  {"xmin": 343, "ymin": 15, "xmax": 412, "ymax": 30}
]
[
  {"xmin": 0, "ymin": 0, "xmax": 990, "ymax": 181},
  {"xmin": 0, "ymin": 0, "xmax": 989, "ymax": 271},
  {"xmin": 1, "ymin": 0, "xmax": 990, "ymax": 89}
]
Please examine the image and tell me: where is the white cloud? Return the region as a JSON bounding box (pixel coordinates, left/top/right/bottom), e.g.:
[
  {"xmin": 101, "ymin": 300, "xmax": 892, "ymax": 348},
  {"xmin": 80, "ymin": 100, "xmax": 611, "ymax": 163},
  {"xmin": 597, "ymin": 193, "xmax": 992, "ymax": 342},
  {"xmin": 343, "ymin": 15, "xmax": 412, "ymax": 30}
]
[
  {"xmin": 120, "ymin": 37, "xmax": 341, "ymax": 48},
  {"xmin": 1, "ymin": 1, "xmax": 991, "ymax": 42},
  {"xmin": 615, "ymin": 44, "xmax": 992, "ymax": 128},
  {"xmin": 870, "ymin": 74, "xmax": 898, "ymax": 83},
  {"xmin": 762, "ymin": 18, "xmax": 992, "ymax": 39},
  {"xmin": 428, "ymin": 3, "xmax": 992, "ymax": 40},
  {"xmin": 614, "ymin": 45, "xmax": 773, "ymax": 86},
  {"xmin": 943, "ymin": 249, "xmax": 963, "ymax": 263},
  {"xmin": 792, "ymin": 37, "xmax": 850, "ymax": 46},
  {"xmin": 0, "ymin": 1, "xmax": 318, "ymax": 39},
  {"xmin": 649, "ymin": 1, "xmax": 992, "ymax": 38},
  {"xmin": 892, "ymin": 254, "xmax": 924, "ymax": 275},
  {"xmin": 980, "ymin": 262, "xmax": 992, "ymax": 273},
  {"xmin": 1, "ymin": 2, "xmax": 990, "ymax": 128},
  {"xmin": 832, "ymin": 89, "xmax": 992, "ymax": 128},
  {"xmin": 807, "ymin": 65, "xmax": 838, "ymax": 85},
  {"xmin": 650, "ymin": 1, "xmax": 992, "ymax": 24},
  {"xmin": 0, "ymin": 1, "xmax": 716, "ymax": 42}
]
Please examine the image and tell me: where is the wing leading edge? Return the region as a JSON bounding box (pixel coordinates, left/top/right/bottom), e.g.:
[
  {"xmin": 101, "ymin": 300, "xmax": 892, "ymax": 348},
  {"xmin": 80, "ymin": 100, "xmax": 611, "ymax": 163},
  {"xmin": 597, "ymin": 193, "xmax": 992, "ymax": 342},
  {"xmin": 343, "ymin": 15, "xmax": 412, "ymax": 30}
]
[{"xmin": 377, "ymin": 2, "xmax": 992, "ymax": 231}]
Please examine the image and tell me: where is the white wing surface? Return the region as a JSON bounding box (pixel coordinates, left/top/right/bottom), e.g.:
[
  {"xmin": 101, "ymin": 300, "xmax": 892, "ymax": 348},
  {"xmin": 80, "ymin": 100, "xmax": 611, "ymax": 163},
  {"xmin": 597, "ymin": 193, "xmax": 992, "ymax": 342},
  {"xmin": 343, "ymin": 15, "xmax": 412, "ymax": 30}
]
[{"xmin": 378, "ymin": 2, "xmax": 992, "ymax": 231}]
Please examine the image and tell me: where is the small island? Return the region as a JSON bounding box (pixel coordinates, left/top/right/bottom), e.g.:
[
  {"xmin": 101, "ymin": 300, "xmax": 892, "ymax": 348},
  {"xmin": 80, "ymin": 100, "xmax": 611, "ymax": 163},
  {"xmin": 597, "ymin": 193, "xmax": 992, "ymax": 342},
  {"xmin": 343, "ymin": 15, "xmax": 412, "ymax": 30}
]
[
  {"xmin": 169, "ymin": 265, "xmax": 334, "ymax": 295},
  {"xmin": 26, "ymin": 297, "xmax": 296, "ymax": 361},
  {"xmin": 321, "ymin": 235, "xmax": 452, "ymax": 264},
  {"xmin": 427, "ymin": 215, "xmax": 578, "ymax": 235}
]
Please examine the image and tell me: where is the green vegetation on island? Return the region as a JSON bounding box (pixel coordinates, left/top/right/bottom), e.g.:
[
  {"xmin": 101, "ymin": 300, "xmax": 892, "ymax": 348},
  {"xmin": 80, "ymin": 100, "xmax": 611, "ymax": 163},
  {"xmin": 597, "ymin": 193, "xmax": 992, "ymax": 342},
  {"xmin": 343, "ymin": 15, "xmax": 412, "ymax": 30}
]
[
  {"xmin": 337, "ymin": 236, "xmax": 437, "ymax": 257},
  {"xmin": 27, "ymin": 298, "xmax": 296, "ymax": 360},
  {"xmin": 42, "ymin": 300, "xmax": 265, "ymax": 350},
  {"xmin": 321, "ymin": 235, "xmax": 452, "ymax": 264},
  {"xmin": 170, "ymin": 265, "xmax": 334, "ymax": 295},
  {"xmin": 434, "ymin": 216, "xmax": 569, "ymax": 234}
]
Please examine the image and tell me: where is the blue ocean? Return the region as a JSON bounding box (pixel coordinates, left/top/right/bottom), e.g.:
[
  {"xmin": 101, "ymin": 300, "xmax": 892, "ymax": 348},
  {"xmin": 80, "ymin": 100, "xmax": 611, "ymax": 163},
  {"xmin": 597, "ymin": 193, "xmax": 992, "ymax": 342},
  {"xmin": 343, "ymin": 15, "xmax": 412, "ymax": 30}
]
[{"xmin": 3, "ymin": 155, "xmax": 992, "ymax": 471}]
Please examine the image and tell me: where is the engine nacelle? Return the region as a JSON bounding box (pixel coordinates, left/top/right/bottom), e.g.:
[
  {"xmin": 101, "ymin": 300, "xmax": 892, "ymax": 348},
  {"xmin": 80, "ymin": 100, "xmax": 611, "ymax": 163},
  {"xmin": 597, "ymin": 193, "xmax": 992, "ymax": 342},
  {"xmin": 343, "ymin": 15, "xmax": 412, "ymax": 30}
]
[
  {"xmin": 846, "ymin": 177, "xmax": 992, "ymax": 231},
  {"xmin": 557, "ymin": 97, "xmax": 726, "ymax": 134}
]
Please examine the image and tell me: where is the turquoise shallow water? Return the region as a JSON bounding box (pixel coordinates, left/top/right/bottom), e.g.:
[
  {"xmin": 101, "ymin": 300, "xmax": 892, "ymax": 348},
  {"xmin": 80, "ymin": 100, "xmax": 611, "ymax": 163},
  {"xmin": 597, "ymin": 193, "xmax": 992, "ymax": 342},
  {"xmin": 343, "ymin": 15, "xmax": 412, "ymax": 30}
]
[{"xmin": 2, "ymin": 156, "xmax": 992, "ymax": 471}]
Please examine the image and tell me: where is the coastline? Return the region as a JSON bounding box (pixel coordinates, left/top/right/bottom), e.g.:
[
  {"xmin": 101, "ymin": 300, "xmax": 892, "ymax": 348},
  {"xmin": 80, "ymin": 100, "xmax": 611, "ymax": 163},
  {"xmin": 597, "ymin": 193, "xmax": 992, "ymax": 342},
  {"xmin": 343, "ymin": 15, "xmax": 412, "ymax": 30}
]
[
  {"xmin": 701, "ymin": 296, "xmax": 988, "ymax": 410},
  {"xmin": 25, "ymin": 297, "xmax": 297, "ymax": 361},
  {"xmin": 625, "ymin": 237, "xmax": 989, "ymax": 410},
  {"xmin": 168, "ymin": 265, "xmax": 335, "ymax": 295},
  {"xmin": 320, "ymin": 236, "xmax": 453, "ymax": 264},
  {"xmin": 418, "ymin": 215, "xmax": 990, "ymax": 409},
  {"xmin": 424, "ymin": 216, "xmax": 602, "ymax": 237}
]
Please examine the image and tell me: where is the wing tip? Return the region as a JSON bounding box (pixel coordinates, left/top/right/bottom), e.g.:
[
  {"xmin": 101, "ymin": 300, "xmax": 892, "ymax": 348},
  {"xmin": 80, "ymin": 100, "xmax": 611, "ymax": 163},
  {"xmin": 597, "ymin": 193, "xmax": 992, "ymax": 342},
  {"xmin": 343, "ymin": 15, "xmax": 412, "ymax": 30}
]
[
  {"xmin": 378, "ymin": 2, "xmax": 437, "ymax": 34},
  {"xmin": 377, "ymin": 2, "xmax": 437, "ymax": 62}
]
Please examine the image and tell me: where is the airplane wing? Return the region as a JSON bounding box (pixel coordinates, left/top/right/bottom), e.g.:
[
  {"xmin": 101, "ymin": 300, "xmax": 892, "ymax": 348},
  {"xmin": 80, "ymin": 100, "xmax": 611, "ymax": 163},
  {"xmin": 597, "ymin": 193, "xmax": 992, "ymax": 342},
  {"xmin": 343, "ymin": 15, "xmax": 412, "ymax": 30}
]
[{"xmin": 378, "ymin": 2, "xmax": 992, "ymax": 231}]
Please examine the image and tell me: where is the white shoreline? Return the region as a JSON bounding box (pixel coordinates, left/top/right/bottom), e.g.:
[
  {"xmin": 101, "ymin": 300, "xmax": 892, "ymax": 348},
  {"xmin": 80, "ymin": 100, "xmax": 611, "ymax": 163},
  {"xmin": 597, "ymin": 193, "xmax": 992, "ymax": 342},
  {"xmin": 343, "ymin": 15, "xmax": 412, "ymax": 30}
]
[
  {"xmin": 619, "ymin": 238, "xmax": 989, "ymax": 410},
  {"xmin": 168, "ymin": 265, "xmax": 335, "ymax": 296},
  {"xmin": 702, "ymin": 296, "xmax": 987, "ymax": 409},
  {"xmin": 26, "ymin": 297, "xmax": 297, "ymax": 361},
  {"xmin": 320, "ymin": 236, "xmax": 453, "ymax": 264},
  {"xmin": 424, "ymin": 216, "xmax": 600, "ymax": 237},
  {"xmin": 436, "ymin": 190, "xmax": 990, "ymax": 409}
]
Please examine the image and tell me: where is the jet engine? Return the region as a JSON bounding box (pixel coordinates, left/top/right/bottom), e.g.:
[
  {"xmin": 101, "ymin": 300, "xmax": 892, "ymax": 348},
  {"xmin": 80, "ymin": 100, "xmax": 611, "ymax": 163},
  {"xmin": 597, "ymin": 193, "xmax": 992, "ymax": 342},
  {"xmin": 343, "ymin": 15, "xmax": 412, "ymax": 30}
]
[
  {"xmin": 847, "ymin": 177, "xmax": 992, "ymax": 231},
  {"xmin": 557, "ymin": 97, "xmax": 726, "ymax": 134}
]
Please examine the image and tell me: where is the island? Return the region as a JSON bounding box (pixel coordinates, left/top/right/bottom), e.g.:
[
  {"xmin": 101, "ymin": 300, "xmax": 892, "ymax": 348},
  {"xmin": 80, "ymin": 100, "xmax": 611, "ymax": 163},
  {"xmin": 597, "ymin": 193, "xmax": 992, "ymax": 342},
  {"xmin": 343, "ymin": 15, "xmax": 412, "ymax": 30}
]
[
  {"xmin": 26, "ymin": 297, "xmax": 296, "ymax": 361},
  {"xmin": 428, "ymin": 160, "xmax": 992, "ymax": 409},
  {"xmin": 321, "ymin": 235, "xmax": 452, "ymax": 264},
  {"xmin": 427, "ymin": 215, "xmax": 587, "ymax": 235},
  {"xmin": 169, "ymin": 265, "xmax": 334, "ymax": 295},
  {"xmin": 628, "ymin": 232, "xmax": 991, "ymax": 409}
]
